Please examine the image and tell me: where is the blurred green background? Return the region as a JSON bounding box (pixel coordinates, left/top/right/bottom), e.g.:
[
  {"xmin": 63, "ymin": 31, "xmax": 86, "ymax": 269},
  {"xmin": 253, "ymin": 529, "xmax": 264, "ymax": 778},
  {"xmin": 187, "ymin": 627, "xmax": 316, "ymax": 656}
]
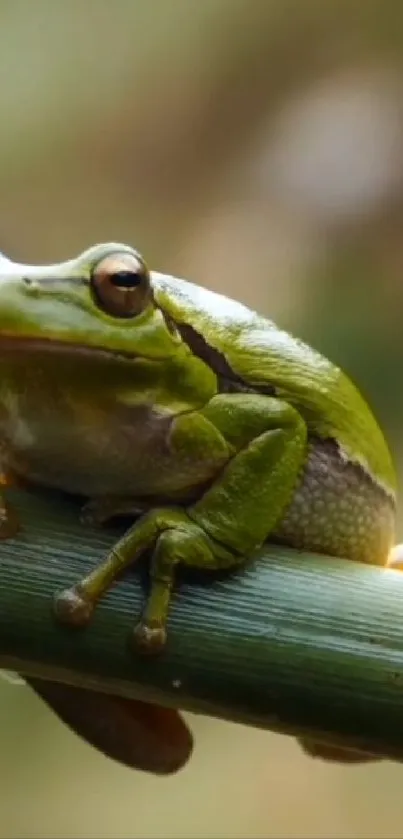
[{"xmin": 1, "ymin": 0, "xmax": 403, "ymax": 837}]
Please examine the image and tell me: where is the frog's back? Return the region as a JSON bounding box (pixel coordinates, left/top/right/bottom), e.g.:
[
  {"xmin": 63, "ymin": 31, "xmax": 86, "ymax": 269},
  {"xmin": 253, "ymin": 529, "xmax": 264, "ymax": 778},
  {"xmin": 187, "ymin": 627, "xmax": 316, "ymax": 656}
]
[
  {"xmin": 155, "ymin": 272, "xmax": 396, "ymax": 566},
  {"xmin": 154, "ymin": 272, "xmax": 396, "ymax": 495}
]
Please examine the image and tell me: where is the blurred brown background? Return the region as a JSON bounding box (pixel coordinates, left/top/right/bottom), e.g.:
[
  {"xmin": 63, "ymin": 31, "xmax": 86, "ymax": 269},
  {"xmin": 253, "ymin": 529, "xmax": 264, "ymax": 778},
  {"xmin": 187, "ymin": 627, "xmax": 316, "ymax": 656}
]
[{"xmin": 1, "ymin": 0, "xmax": 403, "ymax": 837}]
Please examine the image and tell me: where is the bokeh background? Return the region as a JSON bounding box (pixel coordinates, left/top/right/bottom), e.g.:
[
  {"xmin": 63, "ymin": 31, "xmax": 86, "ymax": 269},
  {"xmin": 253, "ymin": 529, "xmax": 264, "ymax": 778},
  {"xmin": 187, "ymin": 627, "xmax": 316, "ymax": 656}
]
[{"xmin": 1, "ymin": 1, "xmax": 403, "ymax": 837}]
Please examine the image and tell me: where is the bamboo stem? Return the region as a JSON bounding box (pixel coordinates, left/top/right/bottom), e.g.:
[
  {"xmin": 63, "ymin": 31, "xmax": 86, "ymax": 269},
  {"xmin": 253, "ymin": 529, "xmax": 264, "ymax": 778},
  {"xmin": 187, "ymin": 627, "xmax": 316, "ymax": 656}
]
[{"xmin": 1, "ymin": 487, "xmax": 403, "ymax": 759}]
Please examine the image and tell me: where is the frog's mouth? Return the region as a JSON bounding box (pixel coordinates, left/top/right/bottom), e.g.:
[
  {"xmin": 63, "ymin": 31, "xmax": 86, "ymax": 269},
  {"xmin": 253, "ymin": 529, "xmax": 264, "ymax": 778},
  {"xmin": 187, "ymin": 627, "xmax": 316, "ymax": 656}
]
[{"xmin": 0, "ymin": 335, "xmax": 158, "ymax": 363}]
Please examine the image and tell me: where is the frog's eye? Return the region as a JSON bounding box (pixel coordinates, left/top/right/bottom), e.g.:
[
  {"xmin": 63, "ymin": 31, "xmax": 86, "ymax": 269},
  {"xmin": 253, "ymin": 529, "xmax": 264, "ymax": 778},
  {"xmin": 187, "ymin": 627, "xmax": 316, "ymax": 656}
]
[{"xmin": 91, "ymin": 252, "xmax": 151, "ymax": 318}]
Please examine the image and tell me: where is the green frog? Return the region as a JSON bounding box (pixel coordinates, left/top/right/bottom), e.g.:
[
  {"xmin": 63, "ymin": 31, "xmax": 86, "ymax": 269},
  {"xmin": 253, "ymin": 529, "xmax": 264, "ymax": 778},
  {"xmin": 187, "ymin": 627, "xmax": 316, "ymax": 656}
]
[
  {"xmin": 0, "ymin": 241, "xmax": 397, "ymax": 770},
  {"xmin": 0, "ymin": 242, "xmax": 396, "ymax": 657}
]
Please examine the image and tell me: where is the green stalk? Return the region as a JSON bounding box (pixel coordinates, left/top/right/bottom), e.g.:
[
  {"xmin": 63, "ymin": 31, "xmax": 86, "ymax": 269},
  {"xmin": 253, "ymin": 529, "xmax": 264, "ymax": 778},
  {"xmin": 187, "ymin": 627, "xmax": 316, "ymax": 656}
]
[{"xmin": 1, "ymin": 487, "xmax": 403, "ymax": 759}]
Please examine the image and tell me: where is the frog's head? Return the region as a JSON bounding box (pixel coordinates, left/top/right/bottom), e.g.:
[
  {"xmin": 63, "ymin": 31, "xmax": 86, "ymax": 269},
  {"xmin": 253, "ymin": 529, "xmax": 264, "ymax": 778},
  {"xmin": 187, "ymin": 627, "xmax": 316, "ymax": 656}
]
[{"xmin": 0, "ymin": 243, "xmax": 181, "ymax": 361}]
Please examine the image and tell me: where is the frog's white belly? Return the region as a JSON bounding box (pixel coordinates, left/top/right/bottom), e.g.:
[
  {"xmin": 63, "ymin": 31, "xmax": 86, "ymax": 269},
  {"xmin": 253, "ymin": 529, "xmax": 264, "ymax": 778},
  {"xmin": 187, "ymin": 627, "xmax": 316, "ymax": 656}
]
[{"xmin": 0, "ymin": 389, "xmax": 222, "ymax": 499}]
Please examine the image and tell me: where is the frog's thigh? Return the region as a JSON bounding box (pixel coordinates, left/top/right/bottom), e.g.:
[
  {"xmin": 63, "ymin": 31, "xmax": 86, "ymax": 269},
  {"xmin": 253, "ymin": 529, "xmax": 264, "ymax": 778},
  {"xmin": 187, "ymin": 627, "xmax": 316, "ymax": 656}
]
[{"xmin": 188, "ymin": 394, "xmax": 307, "ymax": 555}]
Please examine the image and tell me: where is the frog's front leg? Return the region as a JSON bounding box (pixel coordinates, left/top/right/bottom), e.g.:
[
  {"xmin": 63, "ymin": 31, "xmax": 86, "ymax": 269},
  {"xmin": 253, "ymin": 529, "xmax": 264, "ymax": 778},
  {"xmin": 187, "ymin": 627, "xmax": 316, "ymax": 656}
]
[{"xmin": 55, "ymin": 395, "xmax": 307, "ymax": 653}]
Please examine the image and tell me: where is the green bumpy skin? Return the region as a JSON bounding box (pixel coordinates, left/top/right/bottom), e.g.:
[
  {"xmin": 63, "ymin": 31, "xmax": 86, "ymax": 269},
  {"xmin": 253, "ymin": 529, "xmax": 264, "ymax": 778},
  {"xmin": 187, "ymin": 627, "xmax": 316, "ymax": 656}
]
[{"xmin": 0, "ymin": 243, "xmax": 396, "ymax": 653}]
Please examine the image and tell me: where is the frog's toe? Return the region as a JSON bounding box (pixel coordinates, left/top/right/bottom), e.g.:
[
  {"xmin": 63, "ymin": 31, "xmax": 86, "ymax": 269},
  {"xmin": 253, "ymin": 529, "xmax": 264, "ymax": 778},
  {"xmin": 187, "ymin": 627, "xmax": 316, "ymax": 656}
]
[
  {"xmin": 54, "ymin": 585, "xmax": 95, "ymax": 627},
  {"xmin": 131, "ymin": 621, "xmax": 167, "ymax": 655}
]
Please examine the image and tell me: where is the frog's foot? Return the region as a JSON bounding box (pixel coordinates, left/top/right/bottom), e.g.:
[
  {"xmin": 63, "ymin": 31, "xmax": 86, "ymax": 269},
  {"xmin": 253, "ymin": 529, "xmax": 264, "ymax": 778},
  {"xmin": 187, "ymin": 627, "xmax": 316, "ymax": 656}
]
[
  {"xmin": 132, "ymin": 621, "xmax": 167, "ymax": 655},
  {"xmin": 80, "ymin": 496, "xmax": 150, "ymax": 527},
  {"xmin": 54, "ymin": 584, "xmax": 95, "ymax": 627},
  {"xmin": 53, "ymin": 507, "xmax": 242, "ymax": 654},
  {"xmin": 0, "ymin": 495, "xmax": 20, "ymax": 539}
]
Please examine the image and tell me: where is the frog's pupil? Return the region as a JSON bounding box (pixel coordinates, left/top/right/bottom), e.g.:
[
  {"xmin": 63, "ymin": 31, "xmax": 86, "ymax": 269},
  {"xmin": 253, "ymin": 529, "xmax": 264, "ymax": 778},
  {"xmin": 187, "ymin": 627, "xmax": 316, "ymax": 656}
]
[{"xmin": 111, "ymin": 270, "xmax": 142, "ymax": 288}]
